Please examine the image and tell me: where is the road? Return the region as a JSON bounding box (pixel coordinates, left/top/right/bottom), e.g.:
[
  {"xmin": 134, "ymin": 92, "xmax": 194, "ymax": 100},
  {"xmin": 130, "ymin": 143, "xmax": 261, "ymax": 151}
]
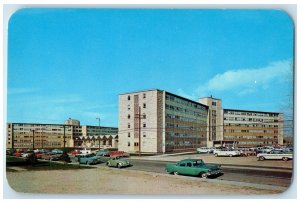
[{"xmin": 94, "ymin": 159, "xmax": 293, "ymax": 188}]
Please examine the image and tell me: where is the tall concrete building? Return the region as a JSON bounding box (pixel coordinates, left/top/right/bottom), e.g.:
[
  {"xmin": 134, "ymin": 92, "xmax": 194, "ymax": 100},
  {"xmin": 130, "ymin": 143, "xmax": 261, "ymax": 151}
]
[
  {"xmin": 6, "ymin": 119, "xmax": 118, "ymax": 149},
  {"xmin": 119, "ymin": 90, "xmax": 284, "ymax": 154},
  {"xmin": 118, "ymin": 89, "xmax": 209, "ymax": 154}
]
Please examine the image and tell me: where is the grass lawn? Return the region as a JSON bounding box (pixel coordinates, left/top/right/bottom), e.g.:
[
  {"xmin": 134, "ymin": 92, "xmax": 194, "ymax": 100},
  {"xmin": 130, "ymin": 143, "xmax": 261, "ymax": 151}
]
[{"xmin": 6, "ymin": 158, "xmax": 93, "ymax": 171}]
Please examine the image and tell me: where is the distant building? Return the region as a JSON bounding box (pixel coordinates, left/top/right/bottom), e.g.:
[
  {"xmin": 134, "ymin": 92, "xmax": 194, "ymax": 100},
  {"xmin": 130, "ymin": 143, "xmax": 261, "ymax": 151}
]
[
  {"xmin": 118, "ymin": 89, "xmax": 209, "ymax": 154},
  {"xmin": 119, "ymin": 89, "xmax": 284, "ymax": 154},
  {"xmin": 6, "ymin": 119, "xmax": 118, "ymax": 149}
]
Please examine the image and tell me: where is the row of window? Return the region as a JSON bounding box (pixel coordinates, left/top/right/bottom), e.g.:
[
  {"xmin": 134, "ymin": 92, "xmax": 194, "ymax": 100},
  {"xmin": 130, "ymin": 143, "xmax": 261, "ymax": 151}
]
[
  {"xmin": 127, "ymin": 132, "xmax": 147, "ymax": 138},
  {"xmin": 224, "ymin": 129, "xmax": 278, "ymax": 133},
  {"xmin": 166, "ymin": 94, "xmax": 207, "ymax": 111},
  {"xmin": 224, "ymin": 117, "xmax": 278, "ymax": 123},
  {"xmin": 127, "ymin": 93, "xmax": 146, "ymax": 101},
  {"xmin": 224, "ymin": 111, "xmax": 279, "ymax": 117},
  {"xmin": 127, "ymin": 123, "xmax": 147, "ymax": 128},
  {"xmin": 224, "ymin": 135, "xmax": 277, "ymax": 139},
  {"xmin": 165, "ymin": 104, "xmax": 207, "ymax": 118},
  {"xmin": 224, "ymin": 123, "xmax": 279, "ymax": 128},
  {"xmin": 166, "ymin": 113, "xmax": 207, "ymax": 123}
]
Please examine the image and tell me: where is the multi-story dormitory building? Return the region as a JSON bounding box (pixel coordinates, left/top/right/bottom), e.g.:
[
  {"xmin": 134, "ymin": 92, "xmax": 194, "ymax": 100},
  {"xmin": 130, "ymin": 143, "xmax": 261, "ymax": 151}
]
[
  {"xmin": 118, "ymin": 89, "xmax": 284, "ymax": 154},
  {"xmin": 6, "ymin": 118, "xmax": 118, "ymax": 149}
]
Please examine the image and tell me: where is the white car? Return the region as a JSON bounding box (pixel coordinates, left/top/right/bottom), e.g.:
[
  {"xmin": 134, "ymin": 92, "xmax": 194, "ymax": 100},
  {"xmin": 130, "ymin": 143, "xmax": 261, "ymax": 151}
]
[
  {"xmin": 197, "ymin": 147, "xmax": 213, "ymax": 154},
  {"xmin": 80, "ymin": 148, "xmax": 92, "ymax": 155},
  {"xmin": 257, "ymin": 151, "xmax": 293, "ymax": 161},
  {"xmin": 214, "ymin": 149, "xmax": 241, "ymax": 157}
]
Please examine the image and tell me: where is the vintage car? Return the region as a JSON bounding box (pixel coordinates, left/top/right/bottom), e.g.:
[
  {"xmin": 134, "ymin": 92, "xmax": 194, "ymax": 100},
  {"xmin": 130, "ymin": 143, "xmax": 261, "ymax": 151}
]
[
  {"xmin": 70, "ymin": 149, "xmax": 81, "ymax": 156},
  {"xmin": 106, "ymin": 156, "xmax": 132, "ymax": 168},
  {"xmin": 214, "ymin": 149, "xmax": 241, "ymax": 157},
  {"xmin": 110, "ymin": 151, "xmax": 130, "ymax": 157},
  {"xmin": 96, "ymin": 149, "xmax": 110, "ymax": 157},
  {"xmin": 51, "ymin": 149, "xmax": 64, "ymax": 154},
  {"xmin": 165, "ymin": 159, "xmax": 222, "ymax": 178},
  {"xmin": 76, "ymin": 154, "xmax": 101, "ymax": 165},
  {"xmin": 21, "ymin": 151, "xmax": 35, "ymax": 158},
  {"xmin": 42, "ymin": 152, "xmax": 62, "ymax": 161},
  {"xmin": 257, "ymin": 150, "xmax": 293, "ymax": 161},
  {"xmin": 196, "ymin": 147, "xmax": 214, "ymax": 154}
]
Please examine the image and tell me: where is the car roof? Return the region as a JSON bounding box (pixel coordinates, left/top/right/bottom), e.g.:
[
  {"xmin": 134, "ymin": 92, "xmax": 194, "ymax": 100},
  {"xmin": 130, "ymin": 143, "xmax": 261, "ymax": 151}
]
[{"xmin": 179, "ymin": 159, "xmax": 202, "ymax": 163}]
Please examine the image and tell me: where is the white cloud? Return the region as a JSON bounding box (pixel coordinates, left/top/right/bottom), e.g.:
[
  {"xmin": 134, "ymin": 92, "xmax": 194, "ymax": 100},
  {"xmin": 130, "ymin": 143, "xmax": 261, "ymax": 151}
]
[{"xmin": 195, "ymin": 59, "xmax": 293, "ymax": 97}]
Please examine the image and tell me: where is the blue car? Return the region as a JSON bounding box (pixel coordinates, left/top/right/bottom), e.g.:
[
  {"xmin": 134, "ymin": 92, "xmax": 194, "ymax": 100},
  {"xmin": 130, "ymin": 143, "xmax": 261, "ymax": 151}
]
[
  {"xmin": 76, "ymin": 154, "xmax": 101, "ymax": 165},
  {"xmin": 51, "ymin": 149, "xmax": 64, "ymax": 154}
]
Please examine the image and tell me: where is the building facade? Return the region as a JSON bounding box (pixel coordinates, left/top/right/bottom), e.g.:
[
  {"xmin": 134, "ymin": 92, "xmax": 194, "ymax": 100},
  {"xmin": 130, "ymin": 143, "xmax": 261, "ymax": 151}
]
[
  {"xmin": 119, "ymin": 90, "xmax": 284, "ymax": 154},
  {"xmin": 6, "ymin": 119, "xmax": 118, "ymax": 149},
  {"xmin": 118, "ymin": 89, "xmax": 209, "ymax": 154},
  {"xmin": 198, "ymin": 97, "xmax": 284, "ymax": 147}
]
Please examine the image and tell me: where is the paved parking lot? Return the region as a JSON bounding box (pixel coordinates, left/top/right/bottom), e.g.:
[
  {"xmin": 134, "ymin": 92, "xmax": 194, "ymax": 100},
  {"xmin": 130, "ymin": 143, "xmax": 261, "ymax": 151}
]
[{"xmin": 131, "ymin": 153, "xmax": 293, "ymax": 169}]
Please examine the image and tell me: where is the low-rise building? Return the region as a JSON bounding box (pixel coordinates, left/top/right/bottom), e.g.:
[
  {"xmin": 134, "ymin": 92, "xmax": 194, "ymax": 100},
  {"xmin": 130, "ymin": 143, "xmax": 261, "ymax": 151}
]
[{"xmin": 6, "ymin": 119, "xmax": 118, "ymax": 149}]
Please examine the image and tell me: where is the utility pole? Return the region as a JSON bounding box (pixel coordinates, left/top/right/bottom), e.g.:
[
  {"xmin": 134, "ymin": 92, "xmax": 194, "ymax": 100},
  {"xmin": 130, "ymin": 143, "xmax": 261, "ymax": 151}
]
[
  {"xmin": 11, "ymin": 123, "xmax": 14, "ymax": 149},
  {"xmin": 30, "ymin": 129, "xmax": 35, "ymax": 150},
  {"xmin": 138, "ymin": 107, "xmax": 141, "ymax": 156},
  {"xmin": 63, "ymin": 125, "xmax": 66, "ymax": 150},
  {"xmin": 96, "ymin": 117, "xmax": 101, "ymax": 127}
]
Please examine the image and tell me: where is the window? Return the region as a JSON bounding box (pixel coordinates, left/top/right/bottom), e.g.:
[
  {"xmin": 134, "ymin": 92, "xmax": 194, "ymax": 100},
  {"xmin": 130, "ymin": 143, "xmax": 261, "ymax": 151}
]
[
  {"xmin": 128, "ymin": 142, "xmax": 130, "ymax": 146},
  {"xmin": 127, "ymin": 105, "xmax": 130, "ymax": 110},
  {"xmin": 143, "ymin": 132, "xmax": 146, "ymax": 137},
  {"xmin": 142, "ymin": 114, "xmax": 146, "ymax": 119},
  {"xmin": 143, "ymin": 103, "xmax": 146, "ymax": 108},
  {"xmin": 143, "ymin": 93, "xmax": 146, "ymax": 98},
  {"xmin": 143, "ymin": 123, "xmax": 146, "ymax": 128},
  {"xmin": 128, "ymin": 133, "xmax": 130, "ymax": 137},
  {"xmin": 128, "ymin": 123, "xmax": 130, "ymax": 128},
  {"xmin": 212, "ymin": 101, "xmax": 216, "ymax": 106},
  {"xmin": 128, "ymin": 114, "xmax": 131, "ymax": 119},
  {"xmin": 128, "ymin": 95, "xmax": 131, "ymax": 100},
  {"xmin": 134, "ymin": 142, "xmax": 139, "ymax": 147}
]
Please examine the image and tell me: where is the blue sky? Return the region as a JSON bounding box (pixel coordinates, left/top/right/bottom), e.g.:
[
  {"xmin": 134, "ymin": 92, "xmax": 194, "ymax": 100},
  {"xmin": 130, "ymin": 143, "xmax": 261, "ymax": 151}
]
[{"xmin": 7, "ymin": 9, "xmax": 294, "ymax": 130}]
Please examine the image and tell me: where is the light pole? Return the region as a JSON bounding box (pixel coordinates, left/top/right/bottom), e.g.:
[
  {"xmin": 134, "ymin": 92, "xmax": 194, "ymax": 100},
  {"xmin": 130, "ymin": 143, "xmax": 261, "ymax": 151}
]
[
  {"xmin": 30, "ymin": 129, "xmax": 35, "ymax": 150},
  {"xmin": 96, "ymin": 117, "xmax": 101, "ymax": 127}
]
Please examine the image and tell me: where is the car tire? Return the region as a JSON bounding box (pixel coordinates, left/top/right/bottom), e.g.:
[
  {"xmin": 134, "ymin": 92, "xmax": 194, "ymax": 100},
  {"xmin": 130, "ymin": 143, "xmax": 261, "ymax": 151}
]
[
  {"xmin": 174, "ymin": 171, "xmax": 179, "ymax": 175},
  {"xmin": 117, "ymin": 164, "xmax": 122, "ymax": 169},
  {"xmin": 259, "ymin": 156, "xmax": 265, "ymax": 161},
  {"xmin": 282, "ymin": 157, "xmax": 289, "ymax": 161},
  {"xmin": 106, "ymin": 162, "xmax": 109, "ymax": 166},
  {"xmin": 229, "ymin": 154, "xmax": 233, "ymax": 157},
  {"xmin": 215, "ymin": 154, "xmax": 218, "ymax": 157},
  {"xmin": 200, "ymin": 173, "xmax": 208, "ymax": 179}
]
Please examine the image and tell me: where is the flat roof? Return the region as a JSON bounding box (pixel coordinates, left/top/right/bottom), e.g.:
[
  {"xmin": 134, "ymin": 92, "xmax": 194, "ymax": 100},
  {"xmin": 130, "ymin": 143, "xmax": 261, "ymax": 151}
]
[
  {"xmin": 119, "ymin": 88, "xmax": 208, "ymax": 109},
  {"xmin": 198, "ymin": 96, "xmax": 222, "ymax": 100},
  {"xmin": 224, "ymin": 108, "xmax": 282, "ymax": 115},
  {"xmin": 119, "ymin": 88, "xmax": 162, "ymax": 95}
]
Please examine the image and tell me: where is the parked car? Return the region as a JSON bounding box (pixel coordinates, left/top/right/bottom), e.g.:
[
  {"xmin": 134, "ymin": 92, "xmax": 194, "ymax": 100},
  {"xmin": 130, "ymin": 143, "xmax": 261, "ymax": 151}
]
[
  {"xmin": 106, "ymin": 156, "xmax": 132, "ymax": 168},
  {"xmin": 96, "ymin": 149, "xmax": 110, "ymax": 157},
  {"xmin": 42, "ymin": 152, "xmax": 62, "ymax": 161},
  {"xmin": 35, "ymin": 151, "xmax": 44, "ymax": 159},
  {"xmin": 214, "ymin": 149, "xmax": 240, "ymax": 157},
  {"xmin": 51, "ymin": 149, "xmax": 64, "ymax": 154},
  {"xmin": 196, "ymin": 147, "xmax": 214, "ymax": 154},
  {"xmin": 76, "ymin": 154, "xmax": 101, "ymax": 165},
  {"xmin": 110, "ymin": 151, "xmax": 130, "ymax": 157},
  {"xmin": 257, "ymin": 150, "xmax": 293, "ymax": 161},
  {"xmin": 21, "ymin": 151, "xmax": 35, "ymax": 158},
  {"xmin": 70, "ymin": 149, "xmax": 81, "ymax": 156},
  {"xmin": 165, "ymin": 159, "xmax": 222, "ymax": 178},
  {"xmin": 80, "ymin": 148, "xmax": 92, "ymax": 155}
]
